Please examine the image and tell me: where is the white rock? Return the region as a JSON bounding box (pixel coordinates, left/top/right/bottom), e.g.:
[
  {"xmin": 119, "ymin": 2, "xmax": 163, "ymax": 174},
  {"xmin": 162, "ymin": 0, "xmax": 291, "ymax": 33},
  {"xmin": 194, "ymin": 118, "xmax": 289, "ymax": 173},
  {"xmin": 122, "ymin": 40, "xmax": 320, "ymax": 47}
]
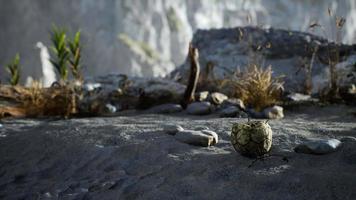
[
  {"xmin": 195, "ymin": 91, "xmax": 209, "ymax": 102},
  {"xmin": 201, "ymin": 130, "xmax": 219, "ymax": 145},
  {"xmin": 210, "ymin": 92, "xmax": 228, "ymax": 105},
  {"xmin": 187, "ymin": 102, "xmax": 212, "ymax": 115},
  {"xmin": 263, "ymin": 106, "xmax": 284, "ymax": 119},
  {"xmin": 163, "ymin": 124, "xmax": 184, "ymax": 135},
  {"xmin": 105, "ymin": 104, "xmax": 117, "ymax": 113},
  {"xmin": 175, "ymin": 130, "xmax": 215, "ymax": 147}
]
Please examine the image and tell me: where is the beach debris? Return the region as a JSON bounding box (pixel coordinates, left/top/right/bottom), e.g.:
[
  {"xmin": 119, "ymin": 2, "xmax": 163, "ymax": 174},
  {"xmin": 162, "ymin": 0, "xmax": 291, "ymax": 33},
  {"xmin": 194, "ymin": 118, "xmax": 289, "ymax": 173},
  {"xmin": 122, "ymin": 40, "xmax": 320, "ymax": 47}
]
[
  {"xmin": 294, "ymin": 139, "xmax": 342, "ymax": 155},
  {"xmin": 195, "ymin": 91, "xmax": 209, "ymax": 102},
  {"xmin": 148, "ymin": 103, "xmax": 183, "ymax": 114},
  {"xmin": 209, "ymin": 92, "xmax": 228, "ymax": 105},
  {"xmin": 175, "ymin": 130, "xmax": 215, "ymax": 147},
  {"xmin": 162, "ymin": 124, "xmax": 184, "ymax": 135},
  {"xmin": 262, "ymin": 105, "xmax": 284, "ymax": 119},
  {"xmin": 186, "ymin": 101, "xmax": 212, "ymax": 115},
  {"xmin": 231, "ymin": 121, "xmax": 273, "ymax": 158}
]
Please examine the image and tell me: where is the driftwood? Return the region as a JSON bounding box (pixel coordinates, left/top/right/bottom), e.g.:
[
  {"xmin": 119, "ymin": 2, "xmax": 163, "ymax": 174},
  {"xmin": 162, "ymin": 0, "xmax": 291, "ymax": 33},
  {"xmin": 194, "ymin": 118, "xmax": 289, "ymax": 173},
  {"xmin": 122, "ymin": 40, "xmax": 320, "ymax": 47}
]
[
  {"xmin": 0, "ymin": 84, "xmax": 77, "ymax": 118},
  {"xmin": 181, "ymin": 43, "xmax": 200, "ymax": 108}
]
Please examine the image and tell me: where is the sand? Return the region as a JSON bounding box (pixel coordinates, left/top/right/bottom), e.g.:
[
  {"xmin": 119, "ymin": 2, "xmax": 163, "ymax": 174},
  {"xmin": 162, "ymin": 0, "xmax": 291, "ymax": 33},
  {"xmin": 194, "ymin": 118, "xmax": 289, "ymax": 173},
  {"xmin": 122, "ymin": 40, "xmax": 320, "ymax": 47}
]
[{"xmin": 0, "ymin": 105, "xmax": 355, "ymax": 200}]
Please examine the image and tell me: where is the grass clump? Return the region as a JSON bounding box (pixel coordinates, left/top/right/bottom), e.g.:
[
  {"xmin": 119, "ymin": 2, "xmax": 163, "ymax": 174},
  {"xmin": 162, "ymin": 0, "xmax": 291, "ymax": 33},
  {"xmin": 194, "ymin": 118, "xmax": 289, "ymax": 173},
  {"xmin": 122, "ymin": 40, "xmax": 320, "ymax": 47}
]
[
  {"xmin": 222, "ymin": 64, "xmax": 284, "ymax": 111},
  {"xmin": 5, "ymin": 54, "xmax": 21, "ymax": 86}
]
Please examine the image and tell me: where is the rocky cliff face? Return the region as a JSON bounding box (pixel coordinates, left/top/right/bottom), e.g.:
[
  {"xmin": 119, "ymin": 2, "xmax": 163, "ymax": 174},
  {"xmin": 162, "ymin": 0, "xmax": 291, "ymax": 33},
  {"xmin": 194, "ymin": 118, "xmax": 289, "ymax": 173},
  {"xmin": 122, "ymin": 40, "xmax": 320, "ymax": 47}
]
[{"xmin": 0, "ymin": 0, "xmax": 355, "ymax": 82}]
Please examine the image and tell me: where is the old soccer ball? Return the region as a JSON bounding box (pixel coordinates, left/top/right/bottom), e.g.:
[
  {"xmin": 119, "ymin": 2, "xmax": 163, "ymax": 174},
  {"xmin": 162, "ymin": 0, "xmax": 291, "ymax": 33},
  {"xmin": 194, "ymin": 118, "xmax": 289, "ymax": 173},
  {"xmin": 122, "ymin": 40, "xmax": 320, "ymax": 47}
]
[{"xmin": 231, "ymin": 121, "xmax": 272, "ymax": 157}]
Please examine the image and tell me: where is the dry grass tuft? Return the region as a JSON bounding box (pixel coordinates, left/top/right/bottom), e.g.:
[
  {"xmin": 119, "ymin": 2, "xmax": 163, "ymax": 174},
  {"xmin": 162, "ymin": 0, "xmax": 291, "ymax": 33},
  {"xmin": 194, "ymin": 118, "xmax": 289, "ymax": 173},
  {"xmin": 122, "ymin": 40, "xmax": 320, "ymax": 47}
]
[{"xmin": 221, "ymin": 64, "xmax": 284, "ymax": 111}]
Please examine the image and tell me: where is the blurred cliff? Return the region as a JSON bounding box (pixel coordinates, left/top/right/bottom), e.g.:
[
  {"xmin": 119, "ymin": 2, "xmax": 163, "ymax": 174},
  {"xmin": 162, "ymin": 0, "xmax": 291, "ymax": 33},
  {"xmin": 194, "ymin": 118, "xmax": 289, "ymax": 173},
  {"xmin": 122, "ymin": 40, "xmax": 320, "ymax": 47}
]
[{"xmin": 0, "ymin": 0, "xmax": 355, "ymax": 82}]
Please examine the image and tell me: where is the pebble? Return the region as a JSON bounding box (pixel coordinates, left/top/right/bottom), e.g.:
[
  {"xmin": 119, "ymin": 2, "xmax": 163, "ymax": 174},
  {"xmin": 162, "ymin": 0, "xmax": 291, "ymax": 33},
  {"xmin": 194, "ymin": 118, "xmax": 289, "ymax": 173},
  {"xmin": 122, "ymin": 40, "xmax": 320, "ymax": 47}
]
[
  {"xmin": 187, "ymin": 101, "xmax": 212, "ymax": 115},
  {"xmin": 294, "ymin": 139, "xmax": 342, "ymax": 155}
]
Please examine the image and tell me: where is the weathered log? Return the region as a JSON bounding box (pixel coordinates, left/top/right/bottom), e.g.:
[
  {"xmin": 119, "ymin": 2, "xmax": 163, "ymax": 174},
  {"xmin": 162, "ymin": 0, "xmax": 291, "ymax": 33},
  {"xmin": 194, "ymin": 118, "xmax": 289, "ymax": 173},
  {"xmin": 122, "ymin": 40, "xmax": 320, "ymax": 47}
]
[{"xmin": 181, "ymin": 43, "xmax": 200, "ymax": 108}]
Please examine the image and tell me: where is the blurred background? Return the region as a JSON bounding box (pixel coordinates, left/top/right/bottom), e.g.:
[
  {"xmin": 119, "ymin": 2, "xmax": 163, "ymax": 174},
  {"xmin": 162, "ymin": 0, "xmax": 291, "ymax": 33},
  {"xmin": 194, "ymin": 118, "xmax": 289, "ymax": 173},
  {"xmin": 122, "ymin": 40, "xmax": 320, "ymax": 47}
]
[{"xmin": 0, "ymin": 0, "xmax": 355, "ymax": 83}]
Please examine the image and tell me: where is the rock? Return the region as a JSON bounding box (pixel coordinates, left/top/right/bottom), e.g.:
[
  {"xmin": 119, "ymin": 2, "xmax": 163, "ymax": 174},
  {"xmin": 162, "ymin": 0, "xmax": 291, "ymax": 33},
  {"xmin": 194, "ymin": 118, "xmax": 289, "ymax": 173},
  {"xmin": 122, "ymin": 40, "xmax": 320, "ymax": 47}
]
[
  {"xmin": 186, "ymin": 102, "xmax": 213, "ymax": 115},
  {"xmin": 148, "ymin": 104, "xmax": 183, "ymax": 114},
  {"xmin": 287, "ymin": 93, "xmax": 311, "ymax": 102},
  {"xmin": 162, "ymin": 124, "xmax": 184, "ymax": 135},
  {"xmin": 262, "ymin": 106, "xmax": 284, "ymax": 119},
  {"xmin": 104, "ymin": 104, "xmax": 117, "ymax": 113},
  {"xmin": 172, "ymin": 27, "xmax": 356, "ymax": 95},
  {"xmin": 294, "ymin": 139, "xmax": 342, "ymax": 155},
  {"xmin": 340, "ymin": 136, "xmax": 356, "ymax": 143},
  {"xmin": 339, "ymin": 84, "xmax": 356, "ymax": 105},
  {"xmin": 219, "ymin": 106, "xmax": 240, "ymax": 118},
  {"xmin": 201, "ymin": 130, "xmax": 219, "ymax": 145},
  {"xmin": 231, "ymin": 121, "xmax": 273, "ymax": 158},
  {"xmin": 175, "ymin": 130, "xmax": 215, "ymax": 147},
  {"xmin": 84, "ymin": 83, "xmax": 102, "ymax": 92},
  {"xmin": 209, "ymin": 92, "xmax": 228, "ymax": 105},
  {"xmin": 195, "ymin": 91, "xmax": 209, "ymax": 102},
  {"xmin": 221, "ymin": 98, "xmax": 245, "ymax": 110}
]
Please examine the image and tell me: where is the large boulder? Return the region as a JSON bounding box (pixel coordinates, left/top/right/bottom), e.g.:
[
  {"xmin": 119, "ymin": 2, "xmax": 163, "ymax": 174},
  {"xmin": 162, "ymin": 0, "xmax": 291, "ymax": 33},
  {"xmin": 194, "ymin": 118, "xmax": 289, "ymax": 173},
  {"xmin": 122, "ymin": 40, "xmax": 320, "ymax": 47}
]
[{"xmin": 172, "ymin": 27, "xmax": 356, "ymax": 94}]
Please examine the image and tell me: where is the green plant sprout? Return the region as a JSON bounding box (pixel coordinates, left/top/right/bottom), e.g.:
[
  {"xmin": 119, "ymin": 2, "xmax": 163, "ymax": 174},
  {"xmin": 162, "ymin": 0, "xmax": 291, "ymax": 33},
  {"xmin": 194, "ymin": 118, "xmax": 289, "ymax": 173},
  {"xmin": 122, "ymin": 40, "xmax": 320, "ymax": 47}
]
[
  {"xmin": 68, "ymin": 31, "xmax": 83, "ymax": 81},
  {"xmin": 5, "ymin": 54, "xmax": 21, "ymax": 86},
  {"xmin": 50, "ymin": 25, "xmax": 69, "ymax": 82}
]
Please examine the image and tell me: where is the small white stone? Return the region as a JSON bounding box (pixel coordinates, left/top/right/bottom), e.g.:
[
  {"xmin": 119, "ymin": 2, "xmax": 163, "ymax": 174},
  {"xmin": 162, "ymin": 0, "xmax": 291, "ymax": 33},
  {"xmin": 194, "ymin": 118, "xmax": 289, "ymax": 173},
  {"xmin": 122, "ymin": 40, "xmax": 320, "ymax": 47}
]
[
  {"xmin": 163, "ymin": 124, "xmax": 184, "ymax": 135},
  {"xmin": 175, "ymin": 130, "xmax": 215, "ymax": 147}
]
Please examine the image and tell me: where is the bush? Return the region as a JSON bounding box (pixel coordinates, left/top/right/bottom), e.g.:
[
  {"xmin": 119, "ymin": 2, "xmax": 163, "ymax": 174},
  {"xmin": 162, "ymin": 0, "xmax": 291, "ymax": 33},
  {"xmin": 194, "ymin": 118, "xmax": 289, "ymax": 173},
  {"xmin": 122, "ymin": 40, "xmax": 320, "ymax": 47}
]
[{"xmin": 223, "ymin": 64, "xmax": 284, "ymax": 111}]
